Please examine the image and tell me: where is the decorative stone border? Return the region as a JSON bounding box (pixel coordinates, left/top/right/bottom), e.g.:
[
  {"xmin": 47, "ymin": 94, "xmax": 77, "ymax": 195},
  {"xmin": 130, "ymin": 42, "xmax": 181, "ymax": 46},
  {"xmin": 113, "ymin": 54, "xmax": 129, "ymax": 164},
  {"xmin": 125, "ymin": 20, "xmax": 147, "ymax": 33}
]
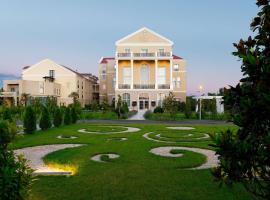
[
  {"xmin": 57, "ymin": 135, "xmax": 78, "ymax": 139},
  {"xmin": 149, "ymin": 146, "xmax": 218, "ymax": 169},
  {"xmin": 156, "ymin": 133, "xmax": 209, "ymax": 140},
  {"xmin": 14, "ymin": 144, "xmax": 83, "ymax": 175},
  {"xmin": 78, "ymin": 126, "xmax": 140, "ymax": 134},
  {"xmin": 143, "ymin": 132, "xmax": 209, "ymax": 143},
  {"xmin": 107, "ymin": 137, "xmax": 128, "ymax": 141},
  {"xmin": 91, "ymin": 153, "xmax": 120, "ymax": 163},
  {"xmin": 166, "ymin": 127, "xmax": 195, "ymax": 130}
]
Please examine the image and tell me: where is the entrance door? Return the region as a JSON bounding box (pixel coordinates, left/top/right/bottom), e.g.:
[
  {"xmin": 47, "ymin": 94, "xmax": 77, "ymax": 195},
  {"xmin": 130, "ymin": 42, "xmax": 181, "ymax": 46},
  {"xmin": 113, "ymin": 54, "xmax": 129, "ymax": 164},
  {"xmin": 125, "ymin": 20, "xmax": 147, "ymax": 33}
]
[
  {"xmin": 145, "ymin": 101, "xmax": 149, "ymax": 109},
  {"xmin": 139, "ymin": 100, "xmax": 144, "ymax": 110}
]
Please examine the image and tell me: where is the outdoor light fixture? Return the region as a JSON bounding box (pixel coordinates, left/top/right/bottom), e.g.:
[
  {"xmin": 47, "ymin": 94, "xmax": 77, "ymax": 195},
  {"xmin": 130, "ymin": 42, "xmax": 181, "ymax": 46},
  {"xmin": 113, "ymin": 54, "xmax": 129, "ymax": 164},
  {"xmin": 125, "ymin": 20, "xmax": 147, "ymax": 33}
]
[{"xmin": 198, "ymin": 85, "xmax": 204, "ymax": 120}]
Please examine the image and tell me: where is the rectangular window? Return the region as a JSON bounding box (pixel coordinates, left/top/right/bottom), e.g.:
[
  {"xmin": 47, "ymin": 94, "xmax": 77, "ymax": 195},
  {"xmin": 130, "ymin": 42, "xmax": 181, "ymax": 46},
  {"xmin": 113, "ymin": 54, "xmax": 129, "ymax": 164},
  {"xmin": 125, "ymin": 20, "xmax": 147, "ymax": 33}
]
[
  {"xmin": 123, "ymin": 67, "xmax": 131, "ymax": 84},
  {"xmin": 141, "ymin": 49, "xmax": 148, "ymax": 53},
  {"xmin": 125, "ymin": 48, "xmax": 130, "ymax": 53},
  {"xmin": 101, "ymin": 69, "xmax": 106, "ymax": 80},
  {"xmin": 173, "ymin": 64, "xmax": 179, "ymax": 71},
  {"xmin": 173, "ymin": 78, "xmax": 177, "ymax": 88},
  {"xmin": 177, "ymin": 77, "xmax": 181, "ymax": 88},
  {"xmin": 159, "ymin": 49, "xmax": 165, "ymax": 53},
  {"xmin": 157, "ymin": 67, "xmax": 166, "ymax": 84},
  {"xmin": 49, "ymin": 70, "xmax": 55, "ymax": 78},
  {"xmin": 140, "ymin": 65, "xmax": 149, "ymax": 84},
  {"xmin": 39, "ymin": 82, "xmax": 44, "ymax": 94},
  {"xmin": 112, "ymin": 77, "xmax": 116, "ymax": 89}
]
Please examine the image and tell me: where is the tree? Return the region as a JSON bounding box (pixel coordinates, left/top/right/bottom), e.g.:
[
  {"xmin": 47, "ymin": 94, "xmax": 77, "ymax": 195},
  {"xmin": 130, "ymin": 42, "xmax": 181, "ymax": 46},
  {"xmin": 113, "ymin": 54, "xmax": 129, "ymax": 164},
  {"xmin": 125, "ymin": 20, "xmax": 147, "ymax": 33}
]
[
  {"xmin": 163, "ymin": 92, "xmax": 178, "ymax": 118},
  {"xmin": 20, "ymin": 93, "xmax": 30, "ymax": 107},
  {"xmin": 53, "ymin": 107, "xmax": 63, "ymax": 127},
  {"xmin": 184, "ymin": 98, "xmax": 192, "ymax": 118},
  {"xmin": 64, "ymin": 107, "xmax": 71, "ymax": 125},
  {"xmin": 100, "ymin": 96, "xmax": 110, "ymax": 112},
  {"xmin": 23, "ymin": 106, "xmax": 36, "ymax": 134},
  {"xmin": 69, "ymin": 92, "xmax": 79, "ymax": 104},
  {"xmin": 212, "ymin": 1, "xmax": 270, "ymax": 199},
  {"xmin": 2, "ymin": 107, "xmax": 12, "ymax": 122},
  {"xmin": 115, "ymin": 95, "xmax": 122, "ymax": 119},
  {"xmin": 0, "ymin": 120, "xmax": 33, "ymax": 200},
  {"xmin": 70, "ymin": 106, "xmax": 78, "ymax": 124},
  {"xmin": 39, "ymin": 106, "xmax": 51, "ymax": 130}
]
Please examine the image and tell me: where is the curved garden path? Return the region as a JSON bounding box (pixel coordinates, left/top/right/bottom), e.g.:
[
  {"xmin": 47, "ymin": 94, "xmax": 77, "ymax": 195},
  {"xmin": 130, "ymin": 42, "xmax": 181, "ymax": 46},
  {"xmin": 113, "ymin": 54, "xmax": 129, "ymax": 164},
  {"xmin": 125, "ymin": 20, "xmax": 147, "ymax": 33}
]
[{"xmin": 14, "ymin": 144, "xmax": 83, "ymax": 175}]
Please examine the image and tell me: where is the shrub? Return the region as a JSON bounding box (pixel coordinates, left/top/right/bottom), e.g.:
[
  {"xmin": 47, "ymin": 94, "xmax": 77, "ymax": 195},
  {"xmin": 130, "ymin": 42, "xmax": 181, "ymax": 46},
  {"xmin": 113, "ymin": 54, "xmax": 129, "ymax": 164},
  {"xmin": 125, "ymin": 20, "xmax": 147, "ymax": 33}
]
[
  {"xmin": 71, "ymin": 106, "xmax": 78, "ymax": 124},
  {"xmin": 23, "ymin": 106, "xmax": 36, "ymax": 134},
  {"xmin": 2, "ymin": 107, "xmax": 12, "ymax": 122},
  {"xmin": 184, "ymin": 98, "xmax": 192, "ymax": 119},
  {"xmin": 64, "ymin": 107, "xmax": 71, "ymax": 125},
  {"xmin": 39, "ymin": 106, "xmax": 51, "ymax": 130},
  {"xmin": 53, "ymin": 107, "xmax": 63, "ymax": 127},
  {"xmin": 0, "ymin": 120, "xmax": 33, "ymax": 200},
  {"xmin": 143, "ymin": 110, "xmax": 152, "ymax": 119},
  {"xmin": 153, "ymin": 106, "xmax": 164, "ymax": 113}
]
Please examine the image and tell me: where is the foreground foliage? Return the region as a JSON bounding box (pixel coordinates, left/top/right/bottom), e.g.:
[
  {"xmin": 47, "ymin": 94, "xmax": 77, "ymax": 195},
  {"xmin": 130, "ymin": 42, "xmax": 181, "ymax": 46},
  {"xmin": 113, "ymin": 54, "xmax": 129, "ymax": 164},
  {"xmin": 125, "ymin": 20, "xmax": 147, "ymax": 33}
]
[
  {"xmin": 0, "ymin": 121, "xmax": 33, "ymax": 200},
  {"xmin": 212, "ymin": 1, "xmax": 270, "ymax": 199}
]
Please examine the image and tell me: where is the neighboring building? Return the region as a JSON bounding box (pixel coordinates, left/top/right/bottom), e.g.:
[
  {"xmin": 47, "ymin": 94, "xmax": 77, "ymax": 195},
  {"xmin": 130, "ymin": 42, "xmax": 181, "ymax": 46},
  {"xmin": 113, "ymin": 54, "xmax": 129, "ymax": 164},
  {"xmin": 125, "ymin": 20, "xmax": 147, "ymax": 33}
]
[
  {"xmin": 98, "ymin": 27, "xmax": 187, "ymax": 110},
  {"xmin": 1, "ymin": 59, "xmax": 98, "ymax": 107}
]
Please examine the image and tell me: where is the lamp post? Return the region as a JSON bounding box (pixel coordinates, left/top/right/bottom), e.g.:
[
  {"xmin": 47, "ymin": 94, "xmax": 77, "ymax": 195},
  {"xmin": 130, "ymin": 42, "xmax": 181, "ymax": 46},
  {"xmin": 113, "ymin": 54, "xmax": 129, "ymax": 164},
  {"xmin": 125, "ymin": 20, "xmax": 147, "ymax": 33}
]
[{"xmin": 198, "ymin": 85, "xmax": 204, "ymax": 120}]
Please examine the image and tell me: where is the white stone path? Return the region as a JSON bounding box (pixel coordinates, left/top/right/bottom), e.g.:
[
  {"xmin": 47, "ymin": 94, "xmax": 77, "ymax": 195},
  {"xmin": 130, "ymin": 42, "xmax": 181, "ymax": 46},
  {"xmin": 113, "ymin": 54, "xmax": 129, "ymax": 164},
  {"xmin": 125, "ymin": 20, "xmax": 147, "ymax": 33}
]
[
  {"xmin": 150, "ymin": 146, "xmax": 218, "ymax": 169},
  {"xmin": 91, "ymin": 153, "xmax": 120, "ymax": 163},
  {"xmin": 78, "ymin": 126, "xmax": 140, "ymax": 134},
  {"xmin": 14, "ymin": 144, "xmax": 83, "ymax": 175}
]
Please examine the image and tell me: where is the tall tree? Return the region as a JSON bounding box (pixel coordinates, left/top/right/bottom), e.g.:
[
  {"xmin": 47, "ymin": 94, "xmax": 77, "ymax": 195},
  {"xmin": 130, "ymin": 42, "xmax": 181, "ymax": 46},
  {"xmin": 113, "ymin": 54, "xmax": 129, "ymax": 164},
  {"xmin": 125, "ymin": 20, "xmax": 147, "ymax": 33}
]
[
  {"xmin": 39, "ymin": 106, "xmax": 52, "ymax": 130},
  {"xmin": 212, "ymin": 1, "xmax": 270, "ymax": 199},
  {"xmin": 23, "ymin": 106, "xmax": 36, "ymax": 134},
  {"xmin": 163, "ymin": 92, "xmax": 178, "ymax": 118},
  {"xmin": 20, "ymin": 93, "xmax": 30, "ymax": 107},
  {"xmin": 68, "ymin": 92, "xmax": 79, "ymax": 104}
]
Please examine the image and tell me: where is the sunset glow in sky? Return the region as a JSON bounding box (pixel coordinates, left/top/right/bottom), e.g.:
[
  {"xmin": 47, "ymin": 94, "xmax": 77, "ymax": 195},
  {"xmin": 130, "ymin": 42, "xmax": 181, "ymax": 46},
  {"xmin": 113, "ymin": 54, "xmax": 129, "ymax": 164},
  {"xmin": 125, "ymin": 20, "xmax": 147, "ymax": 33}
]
[{"xmin": 0, "ymin": 0, "xmax": 258, "ymax": 94}]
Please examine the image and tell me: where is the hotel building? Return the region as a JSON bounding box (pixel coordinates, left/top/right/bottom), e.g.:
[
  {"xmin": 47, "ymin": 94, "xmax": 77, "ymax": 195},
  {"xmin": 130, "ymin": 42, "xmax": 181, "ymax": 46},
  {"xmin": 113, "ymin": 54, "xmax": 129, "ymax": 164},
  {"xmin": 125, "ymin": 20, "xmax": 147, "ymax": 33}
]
[
  {"xmin": 99, "ymin": 27, "xmax": 186, "ymax": 110},
  {"xmin": 1, "ymin": 59, "xmax": 98, "ymax": 106}
]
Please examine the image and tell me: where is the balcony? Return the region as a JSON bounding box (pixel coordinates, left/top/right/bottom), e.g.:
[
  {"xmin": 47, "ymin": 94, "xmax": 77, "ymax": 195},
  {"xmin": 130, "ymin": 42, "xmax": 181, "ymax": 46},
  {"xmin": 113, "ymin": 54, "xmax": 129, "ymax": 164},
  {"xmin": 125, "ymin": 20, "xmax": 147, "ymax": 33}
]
[
  {"xmin": 133, "ymin": 53, "xmax": 155, "ymax": 57},
  {"xmin": 133, "ymin": 84, "xmax": 155, "ymax": 89},
  {"xmin": 116, "ymin": 52, "xmax": 172, "ymax": 59},
  {"xmin": 117, "ymin": 53, "xmax": 131, "ymax": 57},
  {"xmin": 158, "ymin": 84, "xmax": 170, "ymax": 89},
  {"xmin": 0, "ymin": 91, "xmax": 17, "ymax": 98},
  {"xmin": 118, "ymin": 84, "xmax": 131, "ymax": 89}
]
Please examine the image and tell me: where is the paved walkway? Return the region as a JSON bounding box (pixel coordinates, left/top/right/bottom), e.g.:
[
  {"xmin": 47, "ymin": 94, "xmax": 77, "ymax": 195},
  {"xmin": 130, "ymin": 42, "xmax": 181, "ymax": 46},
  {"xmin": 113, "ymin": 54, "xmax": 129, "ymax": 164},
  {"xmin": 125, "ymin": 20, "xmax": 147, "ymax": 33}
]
[
  {"xmin": 79, "ymin": 119, "xmax": 230, "ymax": 125},
  {"xmin": 128, "ymin": 109, "xmax": 146, "ymax": 120}
]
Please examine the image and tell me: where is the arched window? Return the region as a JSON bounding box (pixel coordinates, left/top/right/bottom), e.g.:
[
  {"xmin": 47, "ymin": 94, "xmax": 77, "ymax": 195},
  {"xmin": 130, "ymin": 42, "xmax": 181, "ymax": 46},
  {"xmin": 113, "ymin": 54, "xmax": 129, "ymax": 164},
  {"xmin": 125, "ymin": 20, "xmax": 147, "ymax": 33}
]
[{"xmin": 122, "ymin": 93, "xmax": 130, "ymax": 107}]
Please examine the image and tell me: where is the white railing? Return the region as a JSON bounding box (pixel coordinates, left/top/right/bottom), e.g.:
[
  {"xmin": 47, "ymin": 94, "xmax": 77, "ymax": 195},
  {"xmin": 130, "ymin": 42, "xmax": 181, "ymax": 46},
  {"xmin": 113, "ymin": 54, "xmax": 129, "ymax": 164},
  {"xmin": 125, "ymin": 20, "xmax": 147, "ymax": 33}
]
[{"xmin": 116, "ymin": 51, "xmax": 172, "ymax": 59}]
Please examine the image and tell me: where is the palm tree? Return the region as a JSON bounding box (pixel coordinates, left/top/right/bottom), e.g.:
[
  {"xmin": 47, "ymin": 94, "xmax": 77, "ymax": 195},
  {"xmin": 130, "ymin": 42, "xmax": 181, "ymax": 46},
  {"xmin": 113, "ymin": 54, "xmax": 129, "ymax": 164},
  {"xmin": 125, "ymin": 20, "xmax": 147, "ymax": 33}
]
[
  {"xmin": 68, "ymin": 92, "xmax": 79, "ymax": 104},
  {"xmin": 20, "ymin": 93, "xmax": 30, "ymax": 106}
]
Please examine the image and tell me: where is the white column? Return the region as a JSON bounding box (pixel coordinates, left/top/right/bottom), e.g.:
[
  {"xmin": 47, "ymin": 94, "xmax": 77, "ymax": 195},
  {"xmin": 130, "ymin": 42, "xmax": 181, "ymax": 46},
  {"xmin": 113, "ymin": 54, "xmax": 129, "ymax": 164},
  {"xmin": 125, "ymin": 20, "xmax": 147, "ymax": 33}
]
[
  {"xmin": 170, "ymin": 59, "xmax": 173, "ymax": 89},
  {"xmin": 155, "ymin": 59, "xmax": 158, "ymax": 89},
  {"xmin": 131, "ymin": 59, "xmax": 134, "ymax": 89},
  {"xmin": 115, "ymin": 60, "xmax": 119, "ymax": 89}
]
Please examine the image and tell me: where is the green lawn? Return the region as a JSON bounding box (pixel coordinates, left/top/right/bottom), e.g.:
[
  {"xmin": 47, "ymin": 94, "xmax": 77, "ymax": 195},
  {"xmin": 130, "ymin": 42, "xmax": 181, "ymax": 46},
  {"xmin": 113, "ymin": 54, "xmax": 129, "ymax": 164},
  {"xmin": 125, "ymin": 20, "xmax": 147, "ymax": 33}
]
[{"xmin": 11, "ymin": 123, "xmax": 251, "ymax": 200}]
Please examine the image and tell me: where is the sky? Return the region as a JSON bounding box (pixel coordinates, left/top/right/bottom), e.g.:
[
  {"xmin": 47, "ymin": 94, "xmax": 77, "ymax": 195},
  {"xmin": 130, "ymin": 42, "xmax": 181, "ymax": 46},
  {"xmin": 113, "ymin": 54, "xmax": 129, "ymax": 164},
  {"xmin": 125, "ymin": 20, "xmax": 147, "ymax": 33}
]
[{"xmin": 0, "ymin": 0, "xmax": 258, "ymax": 95}]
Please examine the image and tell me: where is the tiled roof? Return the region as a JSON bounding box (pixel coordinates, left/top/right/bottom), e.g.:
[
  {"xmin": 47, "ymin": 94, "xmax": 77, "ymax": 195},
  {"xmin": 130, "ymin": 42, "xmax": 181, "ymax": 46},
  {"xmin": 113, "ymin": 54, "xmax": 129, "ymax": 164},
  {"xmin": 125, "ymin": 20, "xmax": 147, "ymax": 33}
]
[
  {"xmin": 100, "ymin": 57, "xmax": 115, "ymax": 64},
  {"xmin": 173, "ymin": 55, "xmax": 183, "ymax": 60}
]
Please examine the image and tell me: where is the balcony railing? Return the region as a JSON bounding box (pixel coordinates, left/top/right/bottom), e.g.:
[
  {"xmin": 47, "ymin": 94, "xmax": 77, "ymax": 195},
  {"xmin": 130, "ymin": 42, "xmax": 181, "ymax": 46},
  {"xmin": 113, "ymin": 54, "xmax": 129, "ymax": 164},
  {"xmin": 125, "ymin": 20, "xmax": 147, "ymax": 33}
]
[
  {"xmin": 117, "ymin": 53, "xmax": 131, "ymax": 57},
  {"xmin": 118, "ymin": 84, "xmax": 131, "ymax": 89},
  {"xmin": 0, "ymin": 91, "xmax": 17, "ymax": 97},
  {"xmin": 133, "ymin": 53, "xmax": 155, "ymax": 57},
  {"xmin": 116, "ymin": 52, "xmax": 172, "ymax": 59},
  {"xmin": 133, "ymin": 84, "xmax": 155, "ymax": 89},
  {"xmin": 158, "ymin": 84, "xmax": 170, "ymax": 89},
  {"xmin": 157, "ymin": 52, "xmax": 171, "ymax": 57}
]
